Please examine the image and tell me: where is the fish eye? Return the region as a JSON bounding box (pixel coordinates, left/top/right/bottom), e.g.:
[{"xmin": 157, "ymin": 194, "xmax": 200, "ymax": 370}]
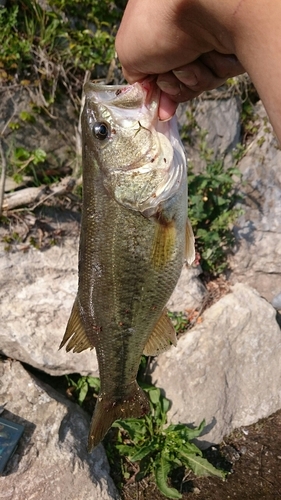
[{"xmin": 93, "ymin": 122, "xmax": 109, "ymax": 140}]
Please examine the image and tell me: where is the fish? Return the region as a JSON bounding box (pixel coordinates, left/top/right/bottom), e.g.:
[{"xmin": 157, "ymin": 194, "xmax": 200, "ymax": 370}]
[{"xmin": 60, "ymin": 80, "xmax": 195, "ymax": 451}]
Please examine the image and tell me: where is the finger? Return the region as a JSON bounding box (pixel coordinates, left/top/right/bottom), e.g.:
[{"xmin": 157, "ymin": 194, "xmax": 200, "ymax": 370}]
[
  {"xmin": 173, "ymin": 60, "xmax": 230, "ymax": 95},
  {"xmin": 199, "ymin": 51, "xmax": 245, "ymax": 78},
  {"xmin": 158, "ymin": 93, "xmax": 178, "ymax": 121}
]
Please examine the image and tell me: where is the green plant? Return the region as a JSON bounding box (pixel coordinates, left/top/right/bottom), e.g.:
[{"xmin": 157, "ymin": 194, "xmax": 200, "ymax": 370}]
[
  {"xmin": 188, "ymin": 157, "xmax": 243, "ymax": 275},
  {"xmin": 112, "ymin": 385, "xmax": 226, "ymax": 499},
  {"xmin": 9, "ymin": 146, "xmax": 47, "ymax": 185},
  {"xmin": 1, "ymin": 0, "xmax": 123, "ymax": 92},
  {"xmin": 168, "ymin": 311, "xmax": 190, "ymax": 334},
  {"xmin": 66, "ymin": 374, "xmax": 100, "ymax": 405}
]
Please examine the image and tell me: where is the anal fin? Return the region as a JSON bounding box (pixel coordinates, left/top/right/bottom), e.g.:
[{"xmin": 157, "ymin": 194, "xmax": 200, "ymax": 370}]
[
  {"xmin": 186, "ymin": 217, "xmax": 195, "ymax": 266},
  {"xmin": 60, "ymin": 297, "xmax": 94, "ymax": 353},
  {"xmin": 143, "ymin": 307, "xmax": 177, "ymax": 356}
]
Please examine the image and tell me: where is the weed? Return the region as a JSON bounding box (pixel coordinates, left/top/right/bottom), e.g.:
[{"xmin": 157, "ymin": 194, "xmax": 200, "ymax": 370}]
[
  {"xmin": 188, "ymin": 157, "xmax": 243, "ymax": 275},
  {"xmin": 65, "ymin": 374, "xmax": 100, "ymax": 406},
  {"xmin": 111, "ymin": 385, "xmax": 226, "ymax": 499},
  {"xmin": 9, "ymin": 147, "xmax": 47, "ymax": 185},
  {"xmin": 168, "ymin": 311, "xmax": 190, "ymax": 334},
  {"xmin": 1, "ymin": 0, "xmax": 123, "ymax": 97}
]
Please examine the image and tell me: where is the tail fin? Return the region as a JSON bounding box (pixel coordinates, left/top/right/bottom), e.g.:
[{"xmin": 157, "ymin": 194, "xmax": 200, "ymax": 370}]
[{"xmin": 88, "ymin": 382, "xmax": 150, "ymax": 451}]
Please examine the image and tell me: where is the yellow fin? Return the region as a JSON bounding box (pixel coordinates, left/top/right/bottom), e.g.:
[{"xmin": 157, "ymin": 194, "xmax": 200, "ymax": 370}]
[
  {"xmin": 59, "ymin": 298, "xmax": 94, "ymax": 353},
  {"xmin": 186, "ymin": 217, "xmax": 195, "ymax": 266},
  {"xmin": 152, "ymin": 219, "xmax": 176, "ymax": 269},
  {"xmin": 143, "ymin": 307, "xmax": 177, "ymax": 356}
]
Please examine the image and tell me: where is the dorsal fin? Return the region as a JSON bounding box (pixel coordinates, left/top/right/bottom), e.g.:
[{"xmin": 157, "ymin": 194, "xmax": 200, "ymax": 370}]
[
  {"xmin": 143, "ymin": 307, "xmax": 177, "ymax": 356},
  {"xmin": 60, "ymin": 298, "xmax": 94, "ymax": 353}
]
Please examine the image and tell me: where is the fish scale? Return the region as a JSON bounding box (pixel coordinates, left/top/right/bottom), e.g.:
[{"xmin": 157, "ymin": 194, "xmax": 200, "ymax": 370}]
[{"xmin": 60, "ymin": 81, "xmax": 195, "ymax": 450}]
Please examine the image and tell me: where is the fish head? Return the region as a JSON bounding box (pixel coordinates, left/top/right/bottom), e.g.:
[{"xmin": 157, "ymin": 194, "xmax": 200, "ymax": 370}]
[{"xmin": 83, "ymin": 81, "xmax": 186, "ymax": 216}]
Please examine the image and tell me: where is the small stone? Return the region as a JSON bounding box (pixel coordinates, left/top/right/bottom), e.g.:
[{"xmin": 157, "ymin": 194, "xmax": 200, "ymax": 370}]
[
  {"xmin": 271, "ymin": 292, "xmax": 281, "ymax": 310},
  {"xmin": 193, "ymin": 487, "xmax": 201, "ymax": 495}
]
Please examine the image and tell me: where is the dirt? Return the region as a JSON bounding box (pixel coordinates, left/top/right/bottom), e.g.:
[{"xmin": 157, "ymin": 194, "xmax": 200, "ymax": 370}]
[{"xmin": 120, "ymin": 409, "xmax": 281, "ymax": 500}]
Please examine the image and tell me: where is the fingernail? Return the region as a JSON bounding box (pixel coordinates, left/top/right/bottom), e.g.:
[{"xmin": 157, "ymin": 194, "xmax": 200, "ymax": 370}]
[
  {"xmin": 173, "ymin": 70, "xmax": 198, "ymax": 87},
  {"xmin": 157, "ymin": 80, "xmax": 180, "ymax": 96}
]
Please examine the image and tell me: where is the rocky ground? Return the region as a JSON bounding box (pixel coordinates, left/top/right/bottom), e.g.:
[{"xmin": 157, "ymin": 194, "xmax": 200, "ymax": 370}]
[{"xmin": 1, "ymin": 85, "xmax": 281, "ymax": 498}]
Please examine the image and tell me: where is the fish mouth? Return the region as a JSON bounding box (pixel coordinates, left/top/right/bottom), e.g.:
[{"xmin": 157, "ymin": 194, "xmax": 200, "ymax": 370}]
[{"xmin": 84, "ymin": 80, "xmax": 159, "ymax": 112}]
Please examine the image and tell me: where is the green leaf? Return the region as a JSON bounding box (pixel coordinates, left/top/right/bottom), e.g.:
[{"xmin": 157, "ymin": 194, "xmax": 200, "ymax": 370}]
[
  {"xmin": 161, "ymin": 396, "xmax": 170, "ymax": 415},
  {"xmin": 155, "ymin": 455, "xmax": 182, "ymax": 499},
  {"xmin": 147, "ymin": 387, "xmax": 161, "ymax": 405},
  {"xmin": 86, "ymin": 376, "xmax": 100, "ymax": 391},
  {"xmin": 113, "ymin": 419, "xmax": 146, "ymax": 441},
  {"xmin": 77, "ymin": 380, "xmax": 88, "ymax": 404},
  {"xmin": 33, "ymin": 148, "xmax": 47, "ymax": 165},
  {"xmin": 130, "ymin": 443, "xmax": 154, "ymax": 462},
  {"xmin": 115, "ymin": 444, "xmax": 133, "ymax": 456},
  {"xmin": 180, "ymin": 451, "xmax": 226, "ymax": 479},
  {"xmin": 167, "ymin": 419, "xmax": 206, "ymax": 441}
]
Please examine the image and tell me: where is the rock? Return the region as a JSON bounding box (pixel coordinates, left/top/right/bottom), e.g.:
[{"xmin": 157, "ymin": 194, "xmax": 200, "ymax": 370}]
[
  {"xmin": 149, "ymin": 283, "xmax": 281, "ymax": 447},
  {"xmin": 272, "ymin": 292, "xmax": 281, "ymax": 310},
  {"xmin": 229, "ymin": 102, "xmax": 281, "ymax": 302},
  {"xmin": 0, "ymin": 237, "xmax": 99, "ymax": 376},
  {"xmin": 167, "ymin": 264, "xmax": 206, "ymax": 312},
  {"xmin": 178, "ymin": 89, "xmax": 241, "ymax": 171},
  {"xmin": 0, "ymin": 359, "xmax": 119, "ymax": 499}
]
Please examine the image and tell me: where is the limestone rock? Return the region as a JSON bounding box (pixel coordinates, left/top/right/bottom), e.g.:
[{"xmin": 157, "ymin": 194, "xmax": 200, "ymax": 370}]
[
  {"xmin": 229, "ymin": 102, "xmax": 281, "ymax": 302},
  {"xmin": 178, "ymin": 90, "xmax": 241, "ymax": 171},
  {"xmin": 0, "ymin": 359, "xmax": 119, "ymax": 499},
  {"xmin": 0, "ymin": 237, "xmax": 99, "ymax": 376},
  {"xmin": 150, "ymin": 283, "xmax": 281, "ymax": 447},
  {"xmin": 167, "ymin": 264, "xmax": 206, "ymax": 312}
]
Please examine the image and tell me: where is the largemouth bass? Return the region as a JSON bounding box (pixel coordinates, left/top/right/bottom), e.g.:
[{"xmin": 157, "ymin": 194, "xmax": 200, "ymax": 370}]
[{"xmin": 60, "ymin": 81, "xmax": 195, "ymax": 451}]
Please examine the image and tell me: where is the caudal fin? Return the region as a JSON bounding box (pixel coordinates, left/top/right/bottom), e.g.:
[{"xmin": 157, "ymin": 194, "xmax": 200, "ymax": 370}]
[{"xmin": 88, "ymin": 382, "xmax": 150, "ymax": 451}]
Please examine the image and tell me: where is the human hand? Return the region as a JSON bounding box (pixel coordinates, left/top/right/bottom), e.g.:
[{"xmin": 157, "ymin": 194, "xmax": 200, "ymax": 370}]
[
  {"xmin": 115, "ymin": 0, "xmax": 244, "ymax": 119},
  {"xmin": 156, "ymin": 52, "xmax": 244, "ymax": 120}
]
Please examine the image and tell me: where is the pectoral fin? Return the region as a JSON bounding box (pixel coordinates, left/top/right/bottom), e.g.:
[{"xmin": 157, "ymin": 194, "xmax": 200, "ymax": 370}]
[
  {"xmin": 59, "ymin": 297, "xmax": 94, "ymax": 353},
  {"xmin": 186, "ymin": 217, "xmax": 195, "ymax": 266},
  {"xmin": 151, "ymin": 219, "xmax": 176, "ymax": 269},
  {"xmin": 143, "ymin": 307, "xmax": 177, "ymax": 356}
]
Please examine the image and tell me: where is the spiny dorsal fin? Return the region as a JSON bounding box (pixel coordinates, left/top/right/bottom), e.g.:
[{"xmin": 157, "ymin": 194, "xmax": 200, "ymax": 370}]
[
  {"xmin": 59, "ymin": 297, "xmax": 94, "ymax": 353},
  {"xmin": 151, "ymin": 219, "xmax": 176, "ymax": 269},
  {"xmin": 186, "ymin": 217, "xmax": 195, "ymax": 266},
  {"xmin": 143, "ymin": 307, "xmax": 177, "ymax": 356}
]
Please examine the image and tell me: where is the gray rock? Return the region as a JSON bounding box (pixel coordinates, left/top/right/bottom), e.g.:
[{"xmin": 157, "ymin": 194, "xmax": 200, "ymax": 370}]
[
  {"xmin": 271, "ymin": 292, "xmax": 281, "ymax": 311},
  {"xmin": 178, "ymin": 89, "xmax": 241, "ymax": 171},
  {"xmin": 0, "ymin": 238, "xmax": 99, "ymax": 376},
  {"xmin": 149, "ymin": 283, "xmax": 281, "ymax": 447},
  {"xmin": 229, "ymin": 102, "xmax": 281, "ymax": 302},
  {"xmin": 0, "ymin": 359, "xmax": 119, "ymax": 499},
  {"xmin": 167, "ymin": 264, "xmax": 206, "ymax": 312}
]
